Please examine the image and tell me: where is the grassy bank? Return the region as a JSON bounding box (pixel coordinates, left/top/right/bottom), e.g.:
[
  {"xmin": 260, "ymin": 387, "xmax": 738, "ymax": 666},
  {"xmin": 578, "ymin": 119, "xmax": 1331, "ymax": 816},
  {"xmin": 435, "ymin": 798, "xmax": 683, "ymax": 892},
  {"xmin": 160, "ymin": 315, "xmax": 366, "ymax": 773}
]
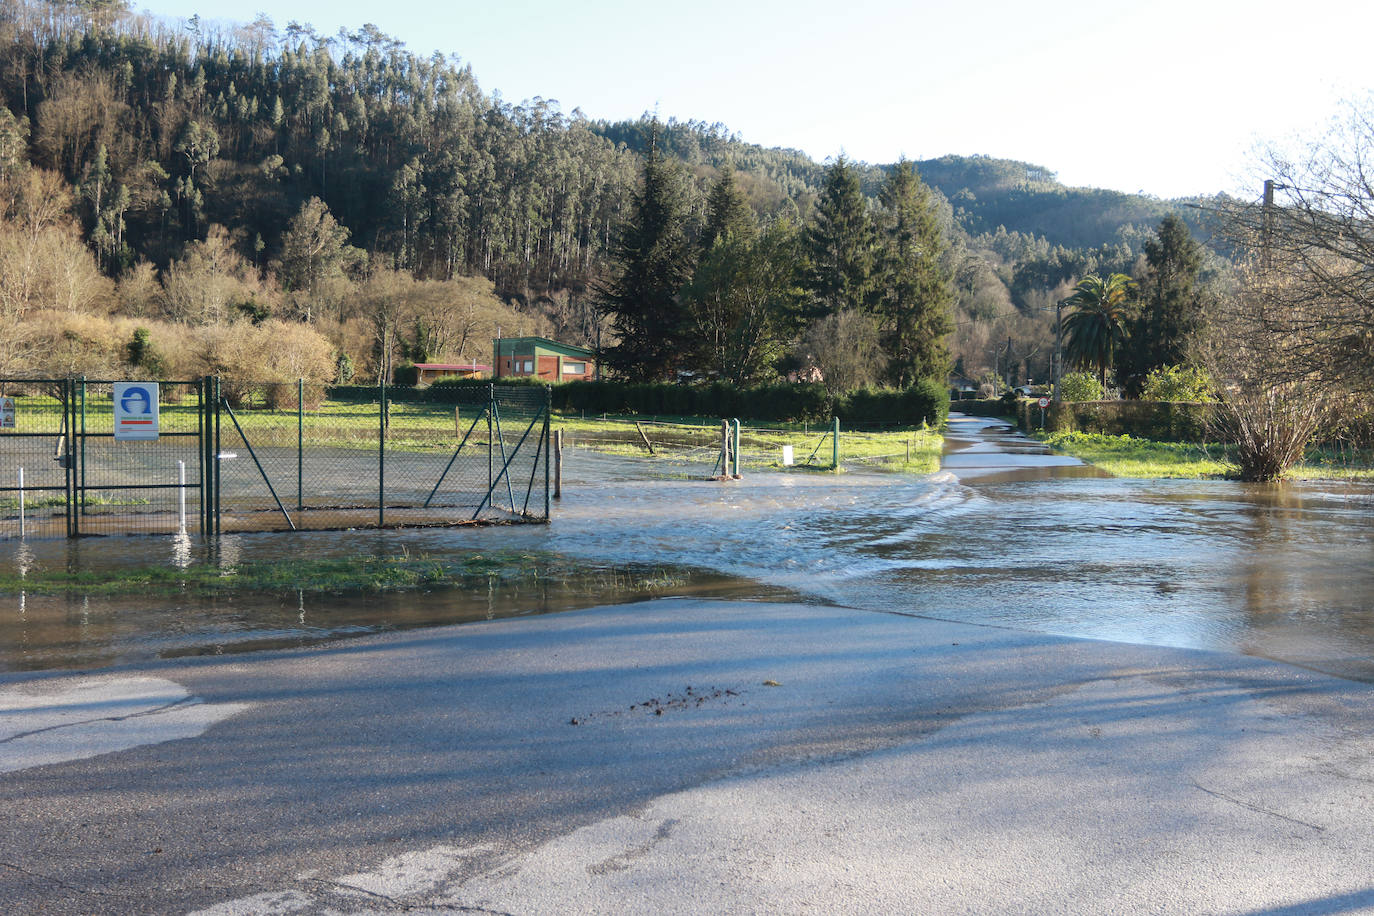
[
  {"xmin": 1039, "ymin": 431, "xmax": 1374, "ymax": 480},
  {"xmin": 0, "ymin": 550, "xmax": 691, "ymax": 598}
]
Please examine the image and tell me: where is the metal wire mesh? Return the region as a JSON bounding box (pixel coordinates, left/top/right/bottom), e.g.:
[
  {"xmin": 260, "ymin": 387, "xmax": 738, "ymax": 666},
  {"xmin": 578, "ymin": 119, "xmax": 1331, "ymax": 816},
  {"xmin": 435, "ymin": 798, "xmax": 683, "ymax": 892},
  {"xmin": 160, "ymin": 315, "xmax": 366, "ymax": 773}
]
[
  {"xmin": 73, "ymin": 380, "xmax": 205, "ymax": 537},
  {"xmin": 0, "ymin": 380, "xmax": 70, "ymax": 540},
  {"xmin": 1, "ymin": 379, "xmax": 550, "ymax": 539},
  {"xmin": 215, "ymin": 383, "xmax": 550, "ymax": 533}
]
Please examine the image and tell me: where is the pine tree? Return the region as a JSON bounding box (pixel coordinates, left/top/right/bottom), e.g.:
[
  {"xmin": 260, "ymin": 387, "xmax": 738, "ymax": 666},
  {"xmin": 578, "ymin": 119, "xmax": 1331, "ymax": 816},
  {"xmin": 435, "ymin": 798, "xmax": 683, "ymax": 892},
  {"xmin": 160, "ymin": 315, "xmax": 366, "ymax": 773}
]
[
  {"xmin": 876, "ymin": 159, "xmax": 954, "ymax": 386},
  {"xmin": 1118, "ymin": 214, "xmax": 1206, "ymax": 393},
  {"xmin": 804, "ymin": 155, "xmax": 877, "ymax": 319},
  {"xmin": 595, "ymin": 125, "xmax": 696, "ymax": 381},
  {"xmin": 699, "ymin": 167, "xmax": 754, "ymax": 253}
]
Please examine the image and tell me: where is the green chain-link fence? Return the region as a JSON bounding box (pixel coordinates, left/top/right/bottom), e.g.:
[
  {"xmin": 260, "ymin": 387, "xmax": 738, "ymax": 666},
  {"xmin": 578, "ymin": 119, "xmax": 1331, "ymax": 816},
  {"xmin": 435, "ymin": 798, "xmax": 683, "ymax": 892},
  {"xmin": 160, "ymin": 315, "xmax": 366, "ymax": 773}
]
[{"xmin": 0, "ymin": 378, "xmax": 551, "ymax": 539}]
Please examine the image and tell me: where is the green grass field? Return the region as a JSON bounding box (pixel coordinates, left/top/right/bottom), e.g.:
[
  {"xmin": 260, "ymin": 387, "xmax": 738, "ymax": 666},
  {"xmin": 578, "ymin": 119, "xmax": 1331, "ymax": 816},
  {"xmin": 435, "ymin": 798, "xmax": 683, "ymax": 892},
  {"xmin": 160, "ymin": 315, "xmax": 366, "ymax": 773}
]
[
  {"xmin": 1039, "ymin": 431, "xmax": 1374, "ymax": 481},
  {"xmin": 3, "ymin": 392, "xmax": 943, "ymax": 473},
  {"xmin": 552, "ymin": 414, "xmax": 943, "ymax": 474}
]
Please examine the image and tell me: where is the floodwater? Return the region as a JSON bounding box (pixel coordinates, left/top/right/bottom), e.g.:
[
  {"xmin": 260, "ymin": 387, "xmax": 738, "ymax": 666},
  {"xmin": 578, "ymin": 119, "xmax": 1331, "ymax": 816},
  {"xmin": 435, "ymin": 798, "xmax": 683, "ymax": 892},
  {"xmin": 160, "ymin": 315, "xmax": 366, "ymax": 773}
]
[{"xmin": 4, "ymin": 414, "xmax": 1374, "ymax": 681}]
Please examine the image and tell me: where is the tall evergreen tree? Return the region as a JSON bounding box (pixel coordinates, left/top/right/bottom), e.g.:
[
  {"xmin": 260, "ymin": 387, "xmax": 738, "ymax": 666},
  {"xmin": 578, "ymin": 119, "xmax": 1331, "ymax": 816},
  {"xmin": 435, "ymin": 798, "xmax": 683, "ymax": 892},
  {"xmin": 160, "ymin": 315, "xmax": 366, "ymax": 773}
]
[
  {"xmin": 595, "ymin": 125, "xmax": 696, "ymax": 381},
  {"xmin": 684, "ymin": 218, "xmax": 805, "ymax": 385},
  {"xmin": 876, "ymin": 159, "xmax": 954, "ymax": 386},
  {"xmin": 1118, "ymin": 213, "xmax": 1207, "ymax": 393},
  {"xmin": 804, "ymin": 155, "xmax": 877, "ymax": 319},
  {"xmin": 699, "ymin": 167, "xmax": 754, "ymax": 253}
]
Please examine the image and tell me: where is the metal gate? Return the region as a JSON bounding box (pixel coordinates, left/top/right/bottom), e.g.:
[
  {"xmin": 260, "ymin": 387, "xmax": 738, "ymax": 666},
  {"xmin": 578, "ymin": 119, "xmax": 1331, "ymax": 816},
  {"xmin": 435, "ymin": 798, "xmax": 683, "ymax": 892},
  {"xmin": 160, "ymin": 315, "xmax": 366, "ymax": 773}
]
[
  {"xmin": 0, "ymin": 377, "xmax": 210, "ymax": 539},
  {"xmin": 1, "ymin": 378, "xmax": 551, "ymax": 539}
]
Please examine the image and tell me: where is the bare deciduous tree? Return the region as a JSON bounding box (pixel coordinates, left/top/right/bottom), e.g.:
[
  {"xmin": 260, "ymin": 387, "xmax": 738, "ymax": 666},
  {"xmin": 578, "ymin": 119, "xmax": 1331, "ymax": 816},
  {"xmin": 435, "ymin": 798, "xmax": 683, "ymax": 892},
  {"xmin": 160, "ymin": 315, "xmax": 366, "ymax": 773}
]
[
  {"xmin": 1222, "ymin": 95, "xmax": 1374, "ymax": 391},
  {"xmin": 1198, "ymin": 260, "xmax": 1346, "ymax": 481}
]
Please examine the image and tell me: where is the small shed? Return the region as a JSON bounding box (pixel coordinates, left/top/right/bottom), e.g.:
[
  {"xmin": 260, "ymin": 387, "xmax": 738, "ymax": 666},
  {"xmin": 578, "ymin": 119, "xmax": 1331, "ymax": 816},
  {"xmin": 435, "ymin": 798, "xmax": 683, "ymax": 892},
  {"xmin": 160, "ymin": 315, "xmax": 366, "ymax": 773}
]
[
  {"xmin": 493, "ymin": 337, "xmax": 596, "ymax": 382},
  {"xmin": 414, "ymin": 362, "xmax": 491, "ymax": 384}
]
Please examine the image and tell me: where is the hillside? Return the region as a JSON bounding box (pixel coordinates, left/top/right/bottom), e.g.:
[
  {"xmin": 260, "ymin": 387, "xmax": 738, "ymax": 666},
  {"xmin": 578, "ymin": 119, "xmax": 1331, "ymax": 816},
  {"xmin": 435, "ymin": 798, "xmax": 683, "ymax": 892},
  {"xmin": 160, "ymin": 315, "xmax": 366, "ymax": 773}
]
[{"xmin": 0, "ymin": 0, "xmax": 1221, "ymax": 388}]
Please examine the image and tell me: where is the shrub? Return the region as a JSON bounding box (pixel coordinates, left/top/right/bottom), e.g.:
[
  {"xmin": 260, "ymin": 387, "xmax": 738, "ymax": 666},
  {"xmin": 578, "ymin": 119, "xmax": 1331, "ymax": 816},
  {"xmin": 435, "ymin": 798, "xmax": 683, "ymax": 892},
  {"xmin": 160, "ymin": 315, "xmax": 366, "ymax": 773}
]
[
  {"xmin": 1058, "ymin": 372, "xmax": 1104, "ymax": 402},
  {"xmin": 1140, "ymin": 364, "xmax": 1213, "ymax": 403}
]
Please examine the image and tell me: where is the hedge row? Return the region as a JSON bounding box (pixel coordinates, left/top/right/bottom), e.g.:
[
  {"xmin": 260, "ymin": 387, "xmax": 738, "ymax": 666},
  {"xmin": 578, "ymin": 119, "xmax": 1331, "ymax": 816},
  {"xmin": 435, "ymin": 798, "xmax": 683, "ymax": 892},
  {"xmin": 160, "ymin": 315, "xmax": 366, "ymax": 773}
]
[
  {"xmin": 329, "ymin": 377, "xmax": 950, "ymax": 427},
  {"xmin": 1022, "ymin": 399, "xmax": 1213, "ymax": 441}
]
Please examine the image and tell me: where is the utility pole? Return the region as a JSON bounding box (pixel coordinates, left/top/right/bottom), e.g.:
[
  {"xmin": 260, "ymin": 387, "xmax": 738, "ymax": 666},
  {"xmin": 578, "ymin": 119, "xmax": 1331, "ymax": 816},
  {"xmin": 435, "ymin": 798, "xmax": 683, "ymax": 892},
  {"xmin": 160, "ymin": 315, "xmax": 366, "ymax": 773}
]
[
  {"xmin": 1052, "ymin": 297, "xmax": 1067, "ymax": 403},
  {"xmin": 1262, "ymin": 179, "xmax": 1276, "ymax": 272}
]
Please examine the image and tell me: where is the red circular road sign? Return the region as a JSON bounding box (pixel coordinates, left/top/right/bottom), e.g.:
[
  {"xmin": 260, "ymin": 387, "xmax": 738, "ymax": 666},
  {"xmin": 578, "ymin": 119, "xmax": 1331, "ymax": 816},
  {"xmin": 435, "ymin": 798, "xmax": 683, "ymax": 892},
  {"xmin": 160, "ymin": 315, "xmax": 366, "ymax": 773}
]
[{"xmin": 1037, "ymin": 397, "xmax": 1050, "ymax": 408}]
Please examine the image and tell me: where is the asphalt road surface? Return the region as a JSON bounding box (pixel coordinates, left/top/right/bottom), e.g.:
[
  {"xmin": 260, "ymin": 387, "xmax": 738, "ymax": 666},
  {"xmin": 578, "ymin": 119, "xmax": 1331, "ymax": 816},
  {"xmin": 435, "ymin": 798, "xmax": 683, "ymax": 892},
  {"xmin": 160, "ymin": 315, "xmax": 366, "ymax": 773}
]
[{"xmin": 4, "ymin": 599, "xmax": 1374, "ymax": 914}]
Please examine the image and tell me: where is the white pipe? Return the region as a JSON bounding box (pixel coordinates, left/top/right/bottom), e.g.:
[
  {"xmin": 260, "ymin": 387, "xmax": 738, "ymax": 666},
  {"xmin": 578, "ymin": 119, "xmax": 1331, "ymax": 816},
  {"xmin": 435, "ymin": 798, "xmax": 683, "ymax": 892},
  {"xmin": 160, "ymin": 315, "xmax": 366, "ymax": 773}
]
[
  {"xmin": 178, "ymin": 460, "xmax": 186, "ymax": 534},
  {"xmin": 17, "ymin": 467, "xmax": 24, "ymax": 538}
]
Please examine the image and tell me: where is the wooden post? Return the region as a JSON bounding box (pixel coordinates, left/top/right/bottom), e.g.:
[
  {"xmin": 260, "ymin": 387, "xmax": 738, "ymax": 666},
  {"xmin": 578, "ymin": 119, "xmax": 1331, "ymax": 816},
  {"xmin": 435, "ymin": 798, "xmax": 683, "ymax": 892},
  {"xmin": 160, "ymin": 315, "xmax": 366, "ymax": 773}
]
[
  {"xmin": 725, "ymin": 422, "xmax": 736, "ymax": 480},
  {"xmin": 455, "ymin": 406, "xmax": 461, "ymax": 436},
  {"xmin": 554, "ymin": 429, "xmax": 563, "ymax": 499},
  {"xmin": 635, "ymin": 421, "xmax": 655, "ymax": 455}
]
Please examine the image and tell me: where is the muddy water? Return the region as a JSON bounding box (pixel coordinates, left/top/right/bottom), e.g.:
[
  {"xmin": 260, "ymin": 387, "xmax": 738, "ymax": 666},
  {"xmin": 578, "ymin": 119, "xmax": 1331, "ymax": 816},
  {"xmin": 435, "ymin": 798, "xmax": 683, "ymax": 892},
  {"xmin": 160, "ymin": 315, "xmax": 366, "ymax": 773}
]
[{"xmin": 5, "ymin": 416, "xmax": 1374, "ymax": 680}]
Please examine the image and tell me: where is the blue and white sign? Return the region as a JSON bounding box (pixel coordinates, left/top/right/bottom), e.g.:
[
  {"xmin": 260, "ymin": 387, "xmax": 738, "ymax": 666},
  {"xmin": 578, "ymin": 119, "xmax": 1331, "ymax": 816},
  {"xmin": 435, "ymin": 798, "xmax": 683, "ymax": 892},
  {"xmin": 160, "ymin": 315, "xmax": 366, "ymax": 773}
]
[{"xmin": 113, "ymin": 382, "xmax": 160, "ymax": 440}]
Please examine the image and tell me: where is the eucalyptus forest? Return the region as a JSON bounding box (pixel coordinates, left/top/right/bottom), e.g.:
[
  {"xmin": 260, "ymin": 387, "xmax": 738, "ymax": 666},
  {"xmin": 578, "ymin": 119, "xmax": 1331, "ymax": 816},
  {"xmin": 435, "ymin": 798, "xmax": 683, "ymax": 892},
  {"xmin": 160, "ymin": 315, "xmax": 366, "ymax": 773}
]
[{"xmin": 1, "ymin": 0, "xmax": 1240, "ymax": 397}]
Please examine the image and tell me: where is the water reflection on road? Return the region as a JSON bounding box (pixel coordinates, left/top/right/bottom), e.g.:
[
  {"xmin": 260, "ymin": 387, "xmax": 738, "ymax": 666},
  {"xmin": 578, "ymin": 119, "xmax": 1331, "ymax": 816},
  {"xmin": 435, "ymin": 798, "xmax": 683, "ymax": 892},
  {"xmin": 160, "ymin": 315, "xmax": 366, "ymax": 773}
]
[{"xmin": 4, "ymin": 414, "xmax": 1374, "ymax": 680}]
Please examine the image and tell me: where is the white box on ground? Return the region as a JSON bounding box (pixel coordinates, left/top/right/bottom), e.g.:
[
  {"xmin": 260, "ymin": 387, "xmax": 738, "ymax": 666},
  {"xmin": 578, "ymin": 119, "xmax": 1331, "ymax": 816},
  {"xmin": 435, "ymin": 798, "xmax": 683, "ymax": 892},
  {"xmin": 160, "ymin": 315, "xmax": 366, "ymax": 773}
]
[{"xmin": 782, "ymin": 445, "xmax": 794, "ymax": 466}]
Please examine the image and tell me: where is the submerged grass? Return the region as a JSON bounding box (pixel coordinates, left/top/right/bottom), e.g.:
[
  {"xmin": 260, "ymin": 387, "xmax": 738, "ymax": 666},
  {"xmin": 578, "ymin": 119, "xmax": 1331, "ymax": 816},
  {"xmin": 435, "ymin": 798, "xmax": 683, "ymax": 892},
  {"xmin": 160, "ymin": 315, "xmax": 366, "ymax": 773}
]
[
  {"xmin": 0, "ymin": 550, "xmax": 691, "ymax": 598},
  {"xmin": 1039, "ymin": 431, "xmax": 1374, "ymax": 480},
  {"xmin": 554, "ymin": 414, "xmax": 943, "ymax": 474}
]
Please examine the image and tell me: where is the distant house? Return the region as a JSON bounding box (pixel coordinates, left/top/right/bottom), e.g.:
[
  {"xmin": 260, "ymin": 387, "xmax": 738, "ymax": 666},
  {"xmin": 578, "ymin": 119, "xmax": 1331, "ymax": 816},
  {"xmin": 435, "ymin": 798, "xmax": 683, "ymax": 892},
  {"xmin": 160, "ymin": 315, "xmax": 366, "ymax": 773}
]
[
  {"xmin": 492, "ymin": 336, "xmax": 596, "ymax": 382},
  {"xmin": 948, "ymin": 374, "xmax": 978, "ymax": 401},
  {"xmin": 413, "ymin": 362, "xmax": 491, "ymax": 384}
]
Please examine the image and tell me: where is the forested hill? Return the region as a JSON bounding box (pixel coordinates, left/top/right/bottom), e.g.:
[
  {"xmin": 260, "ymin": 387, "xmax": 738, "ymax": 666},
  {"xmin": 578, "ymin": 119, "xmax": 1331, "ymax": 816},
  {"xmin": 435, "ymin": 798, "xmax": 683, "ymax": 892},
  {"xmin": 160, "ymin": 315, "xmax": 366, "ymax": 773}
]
[
  {"xmin": 591, "ymin": 121, "xmax": 1206, "ymax": 253},
  {"xmin": 911, "ymin": 155, "xmax": 1208, "ymax": 250},
  {"xmin": 0, "ymin": 0, "xmax": 1222, "ymax": 389}
]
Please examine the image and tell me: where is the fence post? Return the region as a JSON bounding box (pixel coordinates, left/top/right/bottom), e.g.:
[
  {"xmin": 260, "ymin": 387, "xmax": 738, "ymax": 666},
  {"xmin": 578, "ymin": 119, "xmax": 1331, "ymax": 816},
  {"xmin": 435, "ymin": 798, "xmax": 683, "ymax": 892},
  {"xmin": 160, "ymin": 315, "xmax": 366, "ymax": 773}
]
[
  {"xmin": 16, "ymin": 467, "xmax": 23, "ymax": 538},
  {"xmin": 177, "ymin": 460, "xmax": 186, "ymax": 534},
  {"xmin": 720, "ymin": 420, "xmax": 730, "ymax": 477},
  {"xmin": 378, "ymin": 377, "xmax": 386, "ymax": 528},
  {"xmin": 487, "ymin": 384, "xmax": 495, "ymax": 512},
  {"xmin": 554, "ymin": 429, "xmax": 563, "ymax": 499},
  {"xmin": 832, "ymin": 417, "xmax": 840, "ymax": 472},
  {"xmin": 732, "ymin": 418, "xmax": 742, "ymax": 478},
  {"xmin": 64, "ymin": 377, "xmax": 76, "ymax": 538},
  {"xmin": 297, "ymin": 378, "xmax": 303, "ymax": 513},
  {"xmin": 78, "ymin": 376, "xmax": 87, "ymax": 526},
  {"xmin": 214, "ymin": 376, "xmax": 222, "ymax": 536},
  {"xmin": 198, "ymin": 377, "xmax": 207, "ymax": 537},
  {"xmin": 544, "ymin": 385, "xmax": 552, "ymax": 520}
]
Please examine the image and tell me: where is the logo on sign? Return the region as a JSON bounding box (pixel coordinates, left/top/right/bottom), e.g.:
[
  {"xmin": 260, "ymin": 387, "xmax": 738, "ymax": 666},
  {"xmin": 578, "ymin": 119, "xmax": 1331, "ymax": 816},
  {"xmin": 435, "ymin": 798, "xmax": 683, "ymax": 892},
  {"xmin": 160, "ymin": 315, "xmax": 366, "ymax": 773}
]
[{"xmin": 113, "ymin": 382, "xmax": 160, "ymax": 440}]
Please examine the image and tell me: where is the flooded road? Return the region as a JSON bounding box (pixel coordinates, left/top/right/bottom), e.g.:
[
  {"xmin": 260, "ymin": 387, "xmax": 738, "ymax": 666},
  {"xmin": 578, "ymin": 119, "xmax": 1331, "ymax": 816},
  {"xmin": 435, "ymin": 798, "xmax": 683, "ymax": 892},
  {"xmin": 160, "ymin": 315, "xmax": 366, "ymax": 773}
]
[{"xmin": 4, "ymin": 414, "xmax": 1374, "ymax": 680}]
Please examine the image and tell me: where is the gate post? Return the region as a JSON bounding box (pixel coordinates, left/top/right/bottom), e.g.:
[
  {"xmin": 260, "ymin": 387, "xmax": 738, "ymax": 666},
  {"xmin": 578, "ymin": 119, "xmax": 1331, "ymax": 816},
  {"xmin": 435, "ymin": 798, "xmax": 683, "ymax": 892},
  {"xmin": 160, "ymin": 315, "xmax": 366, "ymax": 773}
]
[
  {"xmin": 544, "ymin": 385, "xmax": 552, "ymax": 520},
  {"xmin": 63, "ymin": 378, "xmax": 76, "ymax": 538},
  {"xmin": 378, "ymin": 377, "xmax": 386, "ymax": 528},
  {"xmin": 214, "ymin": 376, "xmax": 222, "ymax": 535}
]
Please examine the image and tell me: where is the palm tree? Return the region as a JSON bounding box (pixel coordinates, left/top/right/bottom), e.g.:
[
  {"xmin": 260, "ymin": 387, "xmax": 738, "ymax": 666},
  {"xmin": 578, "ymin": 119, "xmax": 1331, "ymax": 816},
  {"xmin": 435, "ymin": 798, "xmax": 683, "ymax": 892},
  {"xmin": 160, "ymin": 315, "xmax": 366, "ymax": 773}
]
[{"xmin": 1062, "ymin": 273, "xmax": 1136, "ymax": 390}]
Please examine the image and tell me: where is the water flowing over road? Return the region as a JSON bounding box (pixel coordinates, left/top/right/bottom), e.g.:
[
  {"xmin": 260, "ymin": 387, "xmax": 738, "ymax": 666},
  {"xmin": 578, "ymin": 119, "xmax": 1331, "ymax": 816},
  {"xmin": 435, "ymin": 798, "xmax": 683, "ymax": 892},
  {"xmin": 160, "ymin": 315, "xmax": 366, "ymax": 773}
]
[{"xmin": 5, "ymin": 414, "xmax": 1374, "ymax": 680}]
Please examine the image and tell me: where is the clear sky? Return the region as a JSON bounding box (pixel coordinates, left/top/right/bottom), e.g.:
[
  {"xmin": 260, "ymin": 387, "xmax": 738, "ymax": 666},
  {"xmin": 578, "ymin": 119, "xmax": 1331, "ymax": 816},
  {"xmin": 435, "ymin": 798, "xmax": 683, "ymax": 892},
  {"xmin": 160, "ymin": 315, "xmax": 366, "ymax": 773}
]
[{"xmin": 133, "ymin": 0, "xmax": 1371, "ymax": 200}]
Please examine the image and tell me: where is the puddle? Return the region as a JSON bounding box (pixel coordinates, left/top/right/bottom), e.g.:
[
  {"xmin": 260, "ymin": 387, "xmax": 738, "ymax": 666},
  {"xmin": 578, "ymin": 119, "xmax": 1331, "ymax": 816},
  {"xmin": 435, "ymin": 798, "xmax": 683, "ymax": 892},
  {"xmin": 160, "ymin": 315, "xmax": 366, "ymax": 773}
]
[
  {"xmin": 0, "ymin": 564, "xmax": 790, "ymax": 672},
  {"xmin": 4, "ymin": 417, "xmax": 1374, "ymax": 682}
]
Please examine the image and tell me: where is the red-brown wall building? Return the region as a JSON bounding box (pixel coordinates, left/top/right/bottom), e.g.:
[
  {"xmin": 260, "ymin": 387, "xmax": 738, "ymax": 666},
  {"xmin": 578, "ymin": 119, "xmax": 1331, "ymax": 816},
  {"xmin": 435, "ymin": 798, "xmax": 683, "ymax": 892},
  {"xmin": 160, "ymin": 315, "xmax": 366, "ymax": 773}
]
[{"xmin": 492, "ymin": 337, "xmax": 596, "ymax": 382}]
